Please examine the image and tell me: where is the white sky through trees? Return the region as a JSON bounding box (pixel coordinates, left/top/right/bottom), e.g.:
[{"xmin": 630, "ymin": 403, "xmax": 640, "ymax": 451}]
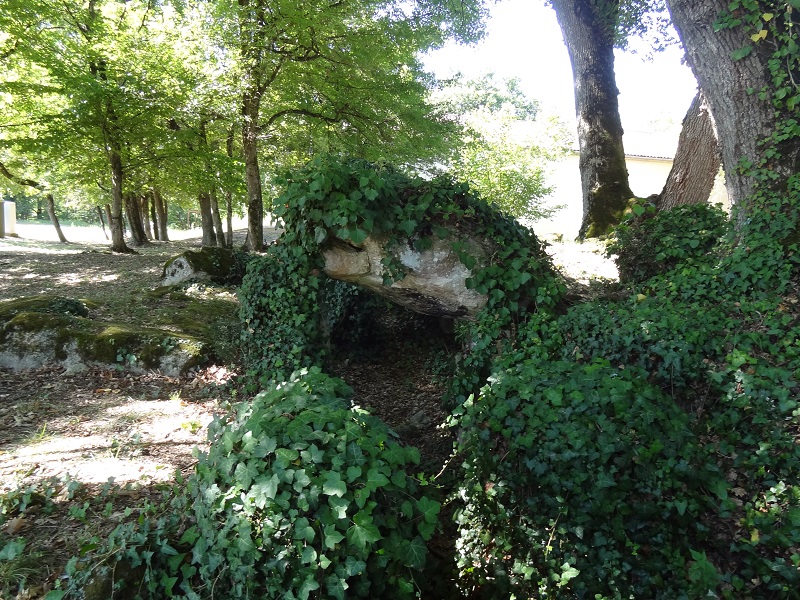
[{"xmin": 422, "ymin": 0, "xmax": 699, "ymax": 155}]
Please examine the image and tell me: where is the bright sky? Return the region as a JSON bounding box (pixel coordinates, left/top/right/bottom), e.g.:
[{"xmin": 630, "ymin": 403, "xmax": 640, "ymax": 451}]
[{"xmin": 423, "ymin": 0, "xmax": 699, "ymax": 155}]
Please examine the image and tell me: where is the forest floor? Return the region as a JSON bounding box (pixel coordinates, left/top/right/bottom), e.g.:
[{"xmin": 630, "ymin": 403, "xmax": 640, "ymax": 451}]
[{"xmin": 0, "ymin": 225, "xmax": 616, "ymax": 599}]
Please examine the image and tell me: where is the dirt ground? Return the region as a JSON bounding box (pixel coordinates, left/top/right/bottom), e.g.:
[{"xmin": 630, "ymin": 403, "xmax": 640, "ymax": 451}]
[{"xmin": 0, "ymin": 225, "xmax": 616, "ymax": 598}]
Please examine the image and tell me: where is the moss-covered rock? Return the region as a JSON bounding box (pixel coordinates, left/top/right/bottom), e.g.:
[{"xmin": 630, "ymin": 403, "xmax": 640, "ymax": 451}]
[
  {"xmin": 161, "ymin": 246, "xmax": 248, "ymax": 286},
  {"xmin": 0, "ymin": 309, "xmax": 206, "ymax": 376},
  {"xmin": 0, "ymin": 295, "xmax": 94, "ymax": 323}
]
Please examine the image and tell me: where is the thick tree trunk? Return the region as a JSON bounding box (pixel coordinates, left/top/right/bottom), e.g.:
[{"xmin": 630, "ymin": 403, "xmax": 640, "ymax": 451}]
[
  {"xmin": 665, "ymin": 0, "xmax": 798, "ymax": 226},
  {"xmin": 140, "ymin": 193, "xmax": 153, "ymax": 240},
  {"xmin": 152, "ymin": 187, "xmax": 169, "ymax": 241},
  {"xmin": 242, "ymin": 94, "xmax": 264, "ymax": 251},
  {"xmin": 124, "ymin": 192, "xmax": 149, "ymax": 246},
  {"xmin": 210, "ymin": 188, "xmax": 227, "ymax": 248},
  {"xmin": 551, "ymin": 0, "xmax": 633, "ymax": 239},
  {"xmin": 45, "ymin": 194, "xmax": 68, "ymax": 243},
  {"xmin": 658, "ymin": 91, "xmax": 721, "ymax": 211},
  {"xmin": 197, "ymin": 191, "xmax": 217, "ymax": 246}
]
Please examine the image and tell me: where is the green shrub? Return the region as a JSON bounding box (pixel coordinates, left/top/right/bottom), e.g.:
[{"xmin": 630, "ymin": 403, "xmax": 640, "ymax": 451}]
[
  {"xmin": 188, "ymin": 368, "xmax": 439, "ymax": 599},
  {"xmin": 450, "ymin": 357, "xmax": 725, "ymax": 599},
  {"xmin": 607, "ymin": 202, "xmax": 729, "ymax": 283}
]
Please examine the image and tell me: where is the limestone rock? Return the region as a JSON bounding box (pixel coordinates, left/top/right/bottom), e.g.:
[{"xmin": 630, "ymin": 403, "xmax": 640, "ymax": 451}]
[{"xmin": 321, "ymin": 233, "xmax": 489, "ymax": 319}]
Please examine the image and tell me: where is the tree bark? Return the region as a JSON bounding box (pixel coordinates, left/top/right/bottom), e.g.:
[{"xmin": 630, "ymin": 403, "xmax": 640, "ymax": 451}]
[
  {"xmin": 665, "ymin": 0, "xmax": 799, "ymax": 226},
  {"xmin": 197, "ymin": 191, "xmax": 217, "ymax": 246},
  {"xmin": 658, "ymin": 91, "xmax": 721, "ymax": 211},
  {"xmin": 210, "ymin": 188, "xmax": 227, "ymax": 248},
  {"xmin": 106, "ymin": 132, "xmax": 132, "ymax": 253},
  {"xmin": 124, "ymin": 192, "xmax": 149, "ymax": 246},
  {"xmin": 551, "ymin": 0, "xmax": 634, "ymax": 239},
  {"xmin": 97, "ymin": 205, "xmax": 109, "ymax": 240},
  {"xmin": 140, "ymin": 193, "xmax": 154, "ymax": 240},
  {"xmin": 45, "ymin": 194, "xmax": 68, "ymax": 243},
  {"xmin": 225, "ymin": 126, "xmax": 236, "ymax": 248},
  {"xmin": 152, "ymin": 187, "xmax": 169, "ymax": 241},
  {"xmin": 242, "ymin": 93, "xmax": 264, "ymax": 250}
]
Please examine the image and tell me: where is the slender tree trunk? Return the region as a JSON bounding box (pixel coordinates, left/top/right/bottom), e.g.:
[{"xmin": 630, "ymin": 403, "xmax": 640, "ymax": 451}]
[
  {"xmin": 97, "ymin": 205, "xmax": 109, "ymax": 240},
  {"xmin": 45, "ymin": 193, "xmax": 68, "ymax": 243},
  {"xmin": 658, "ymin": 91, "xmax": 721, "ymax": 211},
  {"xmin": 149, "ymin": 196, "xmax": 159, "ymax": 241},
  {"xmin": 197, "ymin": 191, "xmax": 217, "ymax": 246},
  {"xmin": 225, "ymin": 126, "xmax": 236, "ymax": 248},
  {"xmin": 140, "ymin": 193, "xmax": 153, "ymax": 240},
  {"xmin": 124, "ymin": 191, "xmax": 149, "ymax": 246},
  {"xmin": 665, "ymin": 0, "xmax": 799, "ymax": 228},
  {"xmin": 152, "ymin": 187, "xmax": 169, "ymax": 241},
  {"xmin": 107, "ymin": 141, "xmax": 132, "ymax": 253},
  {"xmin": 210, "ymin": 188, "xmax": 227, "ymax": 247},
  {"xmin": 0, "ymin": 160, "xmax": 68, "ymax": 243},
  {"xmin": 242, "ymin": 93, "xmax": 264, "ymax": 250},
  {"xmin": 550, "ymin": 0, "xmax": 633, "ymax": 239}
]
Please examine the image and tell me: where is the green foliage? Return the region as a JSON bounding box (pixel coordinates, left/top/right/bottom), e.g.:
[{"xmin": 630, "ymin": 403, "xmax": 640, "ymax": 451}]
[
  {"xmin": 54, "ymin": 369, "xmax": 437, "ymax": 599},
  {"xmin": 188, "ymin": 368, "xmax": 438, "ymax": 599},
  {"xmin": 607, "ymin": 201, "xmax": 729, "ymax": 283},
  {"xmin": 435, "ymin": 75, "xmax": 570, "ymax": 221},
  {"xmin": 451, "ymin": 357, "xmax": 725, "ymax": 599}
]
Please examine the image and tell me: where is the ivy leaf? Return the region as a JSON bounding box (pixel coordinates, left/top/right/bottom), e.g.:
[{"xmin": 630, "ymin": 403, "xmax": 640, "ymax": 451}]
[
  {"xmin": 324, "ymin": 524, "xmax": 346, "ymax": 549},
  {"xmin": 416, "ymin": 496, "xmax": 441, "ymax": 525},
  {"xmin": 348, "ymin": 227, "xmax": 368, "ymax": 245},
  {"xmin": 731, "ymin": 45, "xmax": 753, "ymax": 60},
  {"xmin": 398, "ymin": 219, "xmax": 417, "ymax": 236},
  {"xmin": 329, "ymin": 496, "xmax": 350, "ymax": 520},
  {"xmin": 347, "ymin": 512, "xmax": 382, "ymax": 549},
  {"xmin": 323, "ymin": 471, "xmax": 347, "ymax": 497},
  {"xmin": 365, "ymin": 467, "xmax": 390, "ymax": 491},
  {"xmin": 399, "ymin": 536, "xmax": 428, "ymax": 569},
  {"xmin": 314, "ymin": 226, "xmax": 328, "ymax": 245},
  {"xmin": 298, "ymin": 576, "xmax": 320, "ymax": 600}
]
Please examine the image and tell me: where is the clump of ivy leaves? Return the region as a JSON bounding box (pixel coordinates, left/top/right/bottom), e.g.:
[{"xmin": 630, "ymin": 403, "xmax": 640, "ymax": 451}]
[{"xmin": 238, "ymin": 154, "xmax": 564, "ymax": 397}]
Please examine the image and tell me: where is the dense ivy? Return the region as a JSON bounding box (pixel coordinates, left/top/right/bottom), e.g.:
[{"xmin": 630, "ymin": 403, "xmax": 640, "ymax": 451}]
[
  {"xmin": 607, "ymin": 201, "xmax": 728, "ymax": 283},
  {"xmin": 239, "ymin": 155, "xmax": 564, "ymax": 391}
]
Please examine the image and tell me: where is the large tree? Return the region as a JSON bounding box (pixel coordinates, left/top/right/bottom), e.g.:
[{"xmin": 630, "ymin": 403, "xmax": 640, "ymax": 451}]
[{"xmin": 665, "ymin": 0, "xmax": 800, "ymax": 235}]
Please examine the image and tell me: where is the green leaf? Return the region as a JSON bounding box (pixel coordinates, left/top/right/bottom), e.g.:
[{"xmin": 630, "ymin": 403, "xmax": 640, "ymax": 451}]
[
  {"xmin": 365, "ymin": 467, "xmax": 390, "ymax": 491},
  {"xmin": 416, "ymin": 496, "xmax": 441, "ymax": 523},
  {"xmin": 324, "ymin": 524, "xmax": 346, "ymax": 549},
  {"xmin": 347, "ymin": 512, "xmax": 382, "ymax": 548},
  {"xmin": 731, "ymin": 45, "xmax": 753, "ymax": 60},
  {"xmin": 399, "ymin": 536, "xmax": 428, "ymax": 569},
  {"xmin": 323, "ymin": 471, "xmax": 347, "ymax": 497},
  {"xmin": 0, "ymin": 538, "xmax": 26, "ymax": 561},
  {"xmin": 329, "ymin": 496, "xmax": 350, "ymax": 520},
  {"xmin": 348, "ymin": 228, "xmax": 368, "ymax": 245}
]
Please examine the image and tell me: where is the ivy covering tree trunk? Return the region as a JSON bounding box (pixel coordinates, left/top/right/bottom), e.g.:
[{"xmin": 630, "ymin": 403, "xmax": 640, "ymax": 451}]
[
  {"xmin": 658, "ymin": 90, "xmax": 721, "ymax": 210},
  {"xmin": 550, "ymin": 0, "xmax": 633, "ymax": 239}
]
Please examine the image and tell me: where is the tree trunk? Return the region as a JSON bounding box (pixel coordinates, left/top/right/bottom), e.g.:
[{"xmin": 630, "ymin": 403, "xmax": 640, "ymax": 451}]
[
  {"xmin": 551, "ymin": 0, "xmax": 633, "ymax": 239},
  {"xmin": 152, "ymin": 187, "xmax": 169, "ymax": 241},
  {"xmin": 124, "ymin": 191, "xmax": 149, "ymax": 246},
  {"xmin": 140, "ymin": 193, "xmax": 154, "ymax": 240},
  {"xmin": 149, "ymin": 196, "xmax": 159, "ymax": 241},
  {"xmin": 107, "ymin": 143, "xmax": 132, "ymax": 253},
  {"xmin": 658, "ymin": 91, "xmax": 721, "ymax": 211},
  {"xmin": 197, "ymin": 191, "xmax": 217, "ymax": 246},
  {"xmin": 210, "ymin": 188, "xmax": 227, "ymax": 248},
  {"xmin": 97, "ymin": 205, "xmax": 109, "ymax": 240},
  {"xmin": 242, "ymin": 93, "xmax": 264, "ymax": 250},
  {"xmin": 225, "ymin": 126, "xmax": 235, "ymax": 248},
  {"xmin": 45, "ymin": 193, "xmax": 68, "ymax": 243},
  {"xmin": 665, "ymin": 0, "xmax": 799, "ymax": 227}
]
